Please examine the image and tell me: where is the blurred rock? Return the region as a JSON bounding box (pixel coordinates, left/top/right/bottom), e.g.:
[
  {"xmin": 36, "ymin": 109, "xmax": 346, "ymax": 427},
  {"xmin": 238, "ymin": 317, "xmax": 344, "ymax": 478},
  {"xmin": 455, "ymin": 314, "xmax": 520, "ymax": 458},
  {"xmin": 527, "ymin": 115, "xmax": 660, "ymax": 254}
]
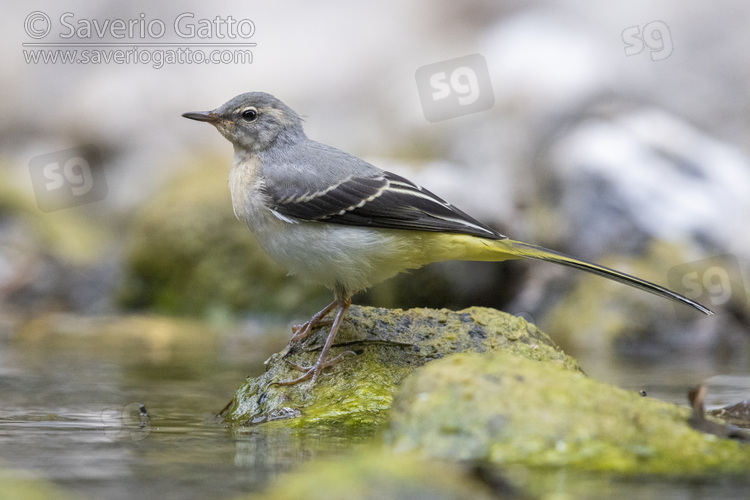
[
  {"xmin": 712, "ymin": 398, "xmax": 750, "ymax": 430},
  {"xmin": 17, "ymin": 313, "xmax": 221, "ymax": 367},
  {"xmin": 361, "ymin": 258, "xmax": 526, "ymax": 311},
  {"xmin": 541, "ymin": 104, "xmax": 750, "ymax": 258},
  {"xmin": 0, "ymin": 170, "xmax": 118, "ymax": 317},
  {"xmin": 0, "ymin": 467, "xmax": 77, "ymax": 500},
  {"xmin": 240, "ymin": 451, "xmax": 498, "ymax": 500},
  {"xmin": 119, "ymin": 161, "xmax": 330, "ymax": 317},
  {"xmin": 507, "ymin": 102, "xmax": 750, "ymax": 359}
]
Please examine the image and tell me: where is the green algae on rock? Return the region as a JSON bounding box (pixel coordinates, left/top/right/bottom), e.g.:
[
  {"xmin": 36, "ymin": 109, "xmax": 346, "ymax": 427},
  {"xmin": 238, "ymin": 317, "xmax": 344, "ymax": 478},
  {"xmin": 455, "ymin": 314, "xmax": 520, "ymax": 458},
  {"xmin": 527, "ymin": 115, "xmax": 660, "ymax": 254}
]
[
  {"xmin": 220, "ymin": 305, "xmax": 580, "ymax": 427},
  {"xmin": 385, "ymin": 351, "xmax": 750, "ymax": 474}
]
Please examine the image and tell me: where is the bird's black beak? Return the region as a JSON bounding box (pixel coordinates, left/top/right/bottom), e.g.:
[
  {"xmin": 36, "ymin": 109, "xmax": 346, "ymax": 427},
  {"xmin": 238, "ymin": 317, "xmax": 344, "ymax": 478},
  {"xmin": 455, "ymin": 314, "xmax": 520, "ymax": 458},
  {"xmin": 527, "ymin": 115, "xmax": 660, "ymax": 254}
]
[{"xmin": 181, "ymin": 110, "xmax": 220, "ymax": 123}]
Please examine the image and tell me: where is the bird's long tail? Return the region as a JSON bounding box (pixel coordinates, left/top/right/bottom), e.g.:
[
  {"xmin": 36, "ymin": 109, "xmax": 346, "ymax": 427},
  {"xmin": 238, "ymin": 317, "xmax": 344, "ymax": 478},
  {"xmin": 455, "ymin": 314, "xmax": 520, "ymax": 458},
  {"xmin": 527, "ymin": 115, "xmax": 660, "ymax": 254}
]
[{"xmin": 472, "ymin": 237, "xmax": 714, "ymax": 316}]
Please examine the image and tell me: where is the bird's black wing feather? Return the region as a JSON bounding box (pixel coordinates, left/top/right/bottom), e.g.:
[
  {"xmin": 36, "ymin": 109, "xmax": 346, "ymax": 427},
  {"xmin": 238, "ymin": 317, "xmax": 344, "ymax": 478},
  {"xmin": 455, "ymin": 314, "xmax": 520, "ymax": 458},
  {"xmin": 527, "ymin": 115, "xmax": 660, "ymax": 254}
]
[{"xmin": 264, "ymin": 170, "xmax": 503, "ymax": 239}]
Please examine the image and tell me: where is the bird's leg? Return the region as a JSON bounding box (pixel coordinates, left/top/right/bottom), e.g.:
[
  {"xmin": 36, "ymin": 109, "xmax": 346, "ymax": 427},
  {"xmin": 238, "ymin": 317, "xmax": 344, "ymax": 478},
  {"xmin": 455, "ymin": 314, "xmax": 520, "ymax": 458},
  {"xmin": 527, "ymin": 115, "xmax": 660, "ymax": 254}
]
[
  {"xmin": 274, "ymin": 297, "xmax": 354, "ymax": 387},
  {"xmin": 290, "ymin": 299, "xmax": 338, "ymax": 343}
]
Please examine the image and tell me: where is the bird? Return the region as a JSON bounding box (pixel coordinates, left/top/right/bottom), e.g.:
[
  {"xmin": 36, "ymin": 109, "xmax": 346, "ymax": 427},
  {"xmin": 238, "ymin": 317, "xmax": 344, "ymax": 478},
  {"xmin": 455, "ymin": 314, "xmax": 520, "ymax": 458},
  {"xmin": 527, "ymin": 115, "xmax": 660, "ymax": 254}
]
[{"xmin": 182, "ymin": 92, "xmax": 713, "ymax": 386}]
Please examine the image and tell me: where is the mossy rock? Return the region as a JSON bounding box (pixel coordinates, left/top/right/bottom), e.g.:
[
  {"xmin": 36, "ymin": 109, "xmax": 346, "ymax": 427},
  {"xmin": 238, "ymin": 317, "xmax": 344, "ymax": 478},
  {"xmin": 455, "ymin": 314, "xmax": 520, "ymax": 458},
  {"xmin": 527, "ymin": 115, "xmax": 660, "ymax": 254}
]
[
  {"xmin": 385, "ymin": 351, "xmax": 750, "ymax": 474},
  {"xmin": 119, "ymin": 163, "xmax": 328, "ymax": 316},
  {"xmin": 220, "ymin": 305, "xmax": 579, "ymax": 427}
]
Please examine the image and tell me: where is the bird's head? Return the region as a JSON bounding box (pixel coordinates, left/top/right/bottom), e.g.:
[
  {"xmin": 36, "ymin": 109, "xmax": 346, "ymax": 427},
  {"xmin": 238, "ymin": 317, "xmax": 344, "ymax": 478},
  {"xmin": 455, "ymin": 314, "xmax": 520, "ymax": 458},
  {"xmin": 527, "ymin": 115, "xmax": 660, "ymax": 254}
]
[{"xmin": 182, "ymin": 92, "xmax": 305, "ymax": 152}]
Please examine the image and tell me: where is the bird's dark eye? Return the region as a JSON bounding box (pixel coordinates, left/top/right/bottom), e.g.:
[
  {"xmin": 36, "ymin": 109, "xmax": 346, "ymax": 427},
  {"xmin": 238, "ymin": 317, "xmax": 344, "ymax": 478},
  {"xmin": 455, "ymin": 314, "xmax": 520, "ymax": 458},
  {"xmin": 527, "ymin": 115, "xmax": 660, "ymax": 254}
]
[{"xmin": 241, "ymin": 107, "xmax": 258, "ymax": 122}]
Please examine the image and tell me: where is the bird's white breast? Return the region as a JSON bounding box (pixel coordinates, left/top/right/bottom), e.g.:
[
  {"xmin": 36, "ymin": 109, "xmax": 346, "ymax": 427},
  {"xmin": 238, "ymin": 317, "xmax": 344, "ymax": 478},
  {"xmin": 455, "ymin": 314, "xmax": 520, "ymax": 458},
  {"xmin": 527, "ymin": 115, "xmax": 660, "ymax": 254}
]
[{"xmin": 228, "ymin": 153, "xmax": 431, "ymax": 295}]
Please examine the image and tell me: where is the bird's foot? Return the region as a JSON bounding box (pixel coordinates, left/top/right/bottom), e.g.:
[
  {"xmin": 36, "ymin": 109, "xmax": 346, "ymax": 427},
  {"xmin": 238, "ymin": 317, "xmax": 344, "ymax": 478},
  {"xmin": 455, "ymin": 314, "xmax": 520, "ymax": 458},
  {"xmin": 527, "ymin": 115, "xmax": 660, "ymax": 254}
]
[
  {"xmin": 289, "ymin": 300, "xmax": 338, "ymax": 343},
  {"xmin": 272, "ymin": 350, "xmax": 356, "ymax": 387},
  {"xmin": 290, "ymin": 319, "xmax": 333, "ymax": 343},
  {"xmin": 274, "ymin": 297, "xmax": 352, "ymax": 387}
]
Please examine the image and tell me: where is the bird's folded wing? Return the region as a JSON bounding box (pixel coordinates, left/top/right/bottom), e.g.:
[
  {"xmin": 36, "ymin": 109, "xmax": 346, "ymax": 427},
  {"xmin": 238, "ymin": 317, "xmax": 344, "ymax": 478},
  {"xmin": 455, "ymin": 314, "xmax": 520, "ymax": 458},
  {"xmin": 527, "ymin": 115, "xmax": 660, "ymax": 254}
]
[{"xmin": 263, "ymin": 170, "xmax": 504, "ymax": 239}]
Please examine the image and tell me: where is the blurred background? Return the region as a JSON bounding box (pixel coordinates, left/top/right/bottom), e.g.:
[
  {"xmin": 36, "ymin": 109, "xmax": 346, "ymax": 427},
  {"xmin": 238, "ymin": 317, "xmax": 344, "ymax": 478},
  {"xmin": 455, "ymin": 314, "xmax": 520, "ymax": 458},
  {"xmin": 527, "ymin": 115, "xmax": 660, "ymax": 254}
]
[{"xmin": 2, "ymin": 0, "xmax": 750, "ymax": 370}]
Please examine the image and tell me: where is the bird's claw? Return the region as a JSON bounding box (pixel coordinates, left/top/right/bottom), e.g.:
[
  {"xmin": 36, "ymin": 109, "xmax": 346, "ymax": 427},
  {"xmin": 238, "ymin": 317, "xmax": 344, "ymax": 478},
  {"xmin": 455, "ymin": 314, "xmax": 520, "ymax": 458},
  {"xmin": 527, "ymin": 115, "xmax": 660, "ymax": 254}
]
[
  {"xmin": 289, "ymin": 300, "xmax": 338, "ymax": 343},
  {"xmin": 290, "ymin": 319, "xmax": 333, "ymax": 343},
  {"xmin": 272, "ymin": 350, "xmax": 356, "ymax": 387}
]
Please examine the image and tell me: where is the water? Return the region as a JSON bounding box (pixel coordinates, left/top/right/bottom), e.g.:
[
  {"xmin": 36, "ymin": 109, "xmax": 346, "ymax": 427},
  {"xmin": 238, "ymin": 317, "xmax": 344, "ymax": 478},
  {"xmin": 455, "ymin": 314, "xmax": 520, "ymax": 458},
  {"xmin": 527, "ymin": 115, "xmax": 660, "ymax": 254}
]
[
  {"xmin": 1, "ymin": 313, "xmax": 749, "ymax": 499},
  {"xmin": 0, "ymin": 314, "xmax": 376, "ymax": 499}
]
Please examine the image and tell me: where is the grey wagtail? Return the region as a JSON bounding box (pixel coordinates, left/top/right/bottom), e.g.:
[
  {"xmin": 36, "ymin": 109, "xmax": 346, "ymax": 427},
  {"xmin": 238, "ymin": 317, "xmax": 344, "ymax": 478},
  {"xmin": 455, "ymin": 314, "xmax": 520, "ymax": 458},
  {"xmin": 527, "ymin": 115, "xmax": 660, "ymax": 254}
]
[{"xmin": 183, "ymin": 92, "xmax": 713, "ymax": 386}]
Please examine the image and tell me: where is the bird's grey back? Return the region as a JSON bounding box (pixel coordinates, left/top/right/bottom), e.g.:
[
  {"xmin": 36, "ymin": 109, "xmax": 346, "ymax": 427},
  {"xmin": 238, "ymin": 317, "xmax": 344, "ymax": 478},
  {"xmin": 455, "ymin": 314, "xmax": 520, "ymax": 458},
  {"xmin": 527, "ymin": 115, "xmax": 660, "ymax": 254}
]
[{"xmin": 259, "ymin": 138, "xmax": 384, "ymax": 200}]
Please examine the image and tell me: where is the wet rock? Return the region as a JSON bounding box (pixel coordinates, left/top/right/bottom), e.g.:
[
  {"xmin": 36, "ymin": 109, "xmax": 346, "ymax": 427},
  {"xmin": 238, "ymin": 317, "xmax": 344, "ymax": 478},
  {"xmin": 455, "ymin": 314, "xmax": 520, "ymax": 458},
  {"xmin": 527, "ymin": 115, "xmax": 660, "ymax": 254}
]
[
  {"xmin": 220, "ymin": 305, "xmax": 579, "ymax": 427},
  {"xmin": 688, "ymin": 384, "xmax": 750, "ymax": 441},
  {"xmin": 385, "ymin": 351, "xmax": 750, "ymax": 474},
  {"xmin": 712, "ymin": 400, "xmax": 750, "ymax": 429}
]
